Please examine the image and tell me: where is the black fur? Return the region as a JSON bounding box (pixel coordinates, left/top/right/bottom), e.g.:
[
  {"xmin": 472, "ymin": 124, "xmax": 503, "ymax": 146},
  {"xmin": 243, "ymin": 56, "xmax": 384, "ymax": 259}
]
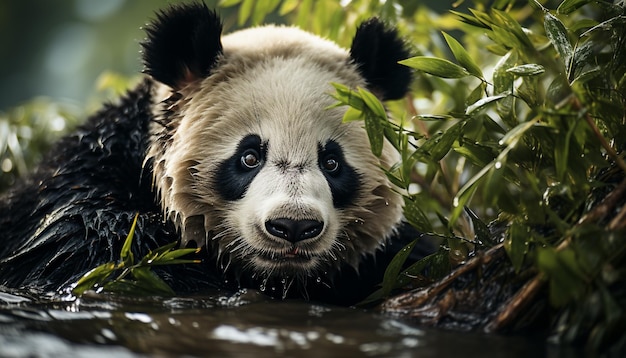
[
  {"xmin": 141, "ymin": 2, "xmax": 223, "ymax": 89},
  {"xmin": 0, "ymin": 5, "xmax": 428, "ymax": 305},
  {"xmin": 0, "ymin": 80, "xmax": 175, "ymax": 291},
  {"xmin": 318, "ymin": 140, "xmax": 361, "ymax": 208},
  {"xmin": 214, "ymin": 134, "xmax": 267, "ymax": 201},
  {"xmin": 350, "ymin": 18, "xmax": 413, "ymax": 100}
]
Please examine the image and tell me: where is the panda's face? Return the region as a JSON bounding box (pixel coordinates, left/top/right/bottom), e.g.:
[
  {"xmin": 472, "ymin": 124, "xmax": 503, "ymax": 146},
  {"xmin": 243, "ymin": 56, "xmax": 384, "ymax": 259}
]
[
  {"xmin": 160, "ymin": 54, "xmax": 398, "ymax": 280},
  {"xmin": 143, "ymin": 5, "xmax": 411, "ymax": 286}
]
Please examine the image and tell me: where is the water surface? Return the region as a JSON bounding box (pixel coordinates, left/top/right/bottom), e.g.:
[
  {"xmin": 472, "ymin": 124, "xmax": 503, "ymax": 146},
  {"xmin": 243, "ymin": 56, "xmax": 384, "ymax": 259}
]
[{"xmin": 0, "ymin": 288, "xmax": 566, "ymax": 357}]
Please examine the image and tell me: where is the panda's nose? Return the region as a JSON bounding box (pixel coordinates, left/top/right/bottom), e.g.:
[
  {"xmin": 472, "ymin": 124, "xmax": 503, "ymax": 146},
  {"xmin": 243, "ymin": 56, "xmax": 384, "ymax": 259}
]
[{"xmin": 265, "ymin": 218, "xmax": 324, "ymax": 243}]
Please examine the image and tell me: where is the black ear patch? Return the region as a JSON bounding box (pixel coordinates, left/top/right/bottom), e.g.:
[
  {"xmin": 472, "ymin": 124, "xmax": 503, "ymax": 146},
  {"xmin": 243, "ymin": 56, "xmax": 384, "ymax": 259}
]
[
  {"xmin": 141, "ymin": 2, "xmax": 223, "ymax": 89},
  {"xmin": 350, "ymin": 18, "xmax": 412, "ymax": 101}
]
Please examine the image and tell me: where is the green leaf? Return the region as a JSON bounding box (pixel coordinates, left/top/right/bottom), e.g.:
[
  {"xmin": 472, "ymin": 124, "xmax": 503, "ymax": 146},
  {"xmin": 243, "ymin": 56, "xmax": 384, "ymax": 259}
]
[
  {"xmin": 121, "ymin": 213, "xmax": 139, "ymax": 266},
  {"xmin": 492, "ymin": 50, "xmax": 517, "ymax": 124},
  {"xmin": 504, "ymin": 223, "xmax": 529, "ymax": 273},
  {"xmin": 399, "ymin": 56, "xmax": 470, "ymax": 78},
  {"xmin": 330, "ymin": 83, "xmax": 365, "ymax": 111},
  {"xmin": 404, "ymin": 196, "xmax": 433, "ymax": 233},
  {"xmin": 506, "ymin": 64, "xmax": 545, "ymax": 76},
  {"xmin": 413, "ymin": 114, "xmax": 454, "ymax": 121},
  {"xmin": 537, "ymin": 247, "xmax": 588, "ymax": 307},
  {"xmin": 544, "ymin": 13, "xmax": 573, "ymax": 71},
  {"xmin": 154, "ymin": 247, "xmax": 201, "ymax": 263},
  {"xmin": 465, "ymin": 93, "xmax": 510, "ymax": 115},
  {"xmin": 359, "ymin": 87, "xmax": 387, "ymax": 119},
  {"xmin": 464, "ymin": 207, "xmax": 491, "ymax": 246},
  {"xmin": 131, "ymin": 267, "xmax": 175, "ymax": 295},
  {"xmin": 251, "ymin": 0, "xmax": 281, "ymax": 25},
  {"xmin": 466, "ymin": 82, "xmax": 487, "ymax": 107},
  {"xmin": 342, "ymin": 106, "xmax": 363, "ymax": 123},
  {"xmin": 279, "ymin": 0, "xmax": 299, "ymax": 15},
  {"xmin": 442, "ymin": 32, "xmax": 483, "ymax": 78},
  {"xmin": 430, "ymin": 121, "xmax": 463, "ymax": 161},
  {"xmin": 364, "ymin": 111, "xmax": 383, "ymax": 157},
  {"xmin": 454, "ymin": 141, "xmax": 496, "ymax": 168},
  {"xmin": 238, "ymin": 0, "xmax": 255, "ymax": 25},
  {"xmin": 450, "ymin": 10, "xmax": 490, "ymax": 29},
  {"xmin": 492, "ymin": 9, "xmax": 534, "ymax": 50},
  {"xmin": 557, "ymin": 0, "xmax": 591, "ymax": 15},
  {"xmin": 72, "ymin": 262, "xmax": 117, "ymax": 296},
  {"xmin": 381, "ymin": 238, "xmax": 419, "ymax": 297},
  {"xmin": 218, "ymin": 0, "xmax": 243, "ymax": 7},
  {"xmin": 450, "ymin": 186, "xmax": 477, "ymax": 226}
]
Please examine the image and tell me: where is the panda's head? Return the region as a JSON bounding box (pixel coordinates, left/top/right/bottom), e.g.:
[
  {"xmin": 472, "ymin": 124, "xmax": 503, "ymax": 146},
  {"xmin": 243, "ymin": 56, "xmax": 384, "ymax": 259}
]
[{"xmin": 143, "ymin": 3, "xmax": 412, "ymax": 286}]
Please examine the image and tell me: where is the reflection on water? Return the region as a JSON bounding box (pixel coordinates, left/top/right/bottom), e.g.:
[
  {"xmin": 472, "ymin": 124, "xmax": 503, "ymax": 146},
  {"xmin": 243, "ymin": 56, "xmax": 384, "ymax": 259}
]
[{"xmin": 0, "ymin": 287, "xmax": 562, "ymax": 357}]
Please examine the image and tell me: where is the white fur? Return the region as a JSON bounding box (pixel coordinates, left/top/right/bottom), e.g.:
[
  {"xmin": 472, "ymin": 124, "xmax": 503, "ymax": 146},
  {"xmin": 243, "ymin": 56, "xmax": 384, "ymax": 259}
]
[{"xmin": 147, "ymin": 25, "xmax": 403, "ymax": 281}]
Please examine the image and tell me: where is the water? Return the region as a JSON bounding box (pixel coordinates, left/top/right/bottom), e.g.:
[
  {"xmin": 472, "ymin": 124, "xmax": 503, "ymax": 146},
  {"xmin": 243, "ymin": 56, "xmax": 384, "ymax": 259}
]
[{"xmin": 0, "ymin": 288, "xmax": 567, "ymax": 357}]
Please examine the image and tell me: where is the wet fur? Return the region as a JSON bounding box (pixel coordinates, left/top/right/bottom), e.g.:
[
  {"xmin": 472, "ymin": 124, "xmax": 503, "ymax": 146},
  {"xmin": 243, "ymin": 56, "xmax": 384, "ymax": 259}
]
[{"xmin": 0, "ymin": 3, "xmax": 425, "ymax": 304}]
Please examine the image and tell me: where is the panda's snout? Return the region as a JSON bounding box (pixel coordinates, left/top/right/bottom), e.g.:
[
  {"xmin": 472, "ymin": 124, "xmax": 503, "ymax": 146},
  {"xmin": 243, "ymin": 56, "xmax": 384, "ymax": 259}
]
[{"xmin": 265, "ymin": 218, "xmax": 324, "ymax": 243}]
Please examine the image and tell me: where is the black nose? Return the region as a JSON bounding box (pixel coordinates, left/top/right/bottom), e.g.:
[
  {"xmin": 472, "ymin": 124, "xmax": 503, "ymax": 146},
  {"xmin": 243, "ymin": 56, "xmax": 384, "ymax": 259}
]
[{"xmin": 265, "ymin": 218, "xmax": 324, "ymax": 243}]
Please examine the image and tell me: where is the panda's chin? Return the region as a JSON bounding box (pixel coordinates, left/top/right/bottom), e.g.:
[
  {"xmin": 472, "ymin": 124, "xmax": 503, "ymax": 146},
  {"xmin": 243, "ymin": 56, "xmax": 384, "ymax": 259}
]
[{"xmin": 250, "ymin": 249, "xmax": 322, "ymax": 276}]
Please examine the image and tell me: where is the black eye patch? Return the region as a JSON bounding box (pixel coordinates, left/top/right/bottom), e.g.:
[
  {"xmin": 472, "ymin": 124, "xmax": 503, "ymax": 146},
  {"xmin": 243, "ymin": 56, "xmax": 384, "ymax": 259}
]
[
  {"xmin": 214, "ymin": 134, "xmax": 266, "ymax": 201},
  {"xmin": 318, "ymin": 140, "xmax": 360, "ymax": 208}
]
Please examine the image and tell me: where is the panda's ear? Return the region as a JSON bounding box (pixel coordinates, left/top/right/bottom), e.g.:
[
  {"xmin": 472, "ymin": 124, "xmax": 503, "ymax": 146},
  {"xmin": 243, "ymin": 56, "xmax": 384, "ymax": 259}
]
[
  {"xmin": 349, "ymin": 18, "xmax": 412, "ymax": 101},
  {"xmin": 141, "ymin": 2, "xmax": 223, "ymax": 90}
]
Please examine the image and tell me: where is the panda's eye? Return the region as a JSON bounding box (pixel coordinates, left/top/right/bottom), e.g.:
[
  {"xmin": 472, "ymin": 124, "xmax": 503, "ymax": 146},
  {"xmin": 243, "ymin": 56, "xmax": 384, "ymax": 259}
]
[
  {"xmin": 241, "ymin": 149, "xmax": 260, "ymax": 169},
  {"xmin": 322, "ymin": 155, "xmax": 340, "ymax": 174}
]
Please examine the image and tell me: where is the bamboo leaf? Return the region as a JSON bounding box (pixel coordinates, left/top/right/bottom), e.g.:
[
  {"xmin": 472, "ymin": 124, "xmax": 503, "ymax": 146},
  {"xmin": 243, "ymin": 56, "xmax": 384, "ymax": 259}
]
[
  {"xmin": 364, "ymin": 111, "xmax": 383, "ymax": 157},
  {"xmin": 399, "ymin": 56, "xmax": 470, "ymax": 78},
  {"xmin": 465, "ymin": 92, "xmax": 510, "ymax": 115},
  {"xmin": 464, "ymin": 207, "xmax": 491, "ymax": 246},
  {"xmin": 121, "ymin": 213, "xmax": 139, "ymax": 266},
  {"xmin": 218, "ymin": 0, "xmax": 242, "ymax": 7},
  {"xmin": 381, "ymin": 238, "xmax": 419, "ymax": 297},
  {"xmin": 557, "ymin": 0, "xmax": 592, "ymax": 15},
  {"xmin": 504, "ymin": 223, "xmax": 529, "ymax": 273},
  {"xmin": 442, "ymin": 32, "xmax": 483, "ymax": 78},
  {"xmin": 544, "ymin": 13, "xmax": 573, "ymax": 71},
  {"xmin": 238, "ymin": 0, "xmax": 255, "ymax": 25},
  {"xmin": 506, "ymin": 64, "xmax": 545, "ymax": 76},
  {"xmin": 359, "ymin": 87, "xmax": 387, "ymax": 119},
  {"xmin": 492, "ymin": 50, "xmax": 517, "ymax": 124},
  {"xmin": 155, "ymin": 247, "xmax": 200, "ymax": 262},
  {"xmin": 279, "ymin": 0, "xmax": 299, "ymax": 15},
  {"xmin": 430, "ymin": 121, "xmax": 463, "ymax": 161},
  {"xmin": 342, "ymin": 106, "xmax": 363, "ymax": 123},
  {"xmin": 72, "ymin": 262, "xmax": 117, "ymax": 295},
  {"xmin": 404, "ymin": 196, "xmax": 433, "ymax": 233},
  {"xmin": 131, "ymin": 267, "xmax": 175, "ymax": 295}
]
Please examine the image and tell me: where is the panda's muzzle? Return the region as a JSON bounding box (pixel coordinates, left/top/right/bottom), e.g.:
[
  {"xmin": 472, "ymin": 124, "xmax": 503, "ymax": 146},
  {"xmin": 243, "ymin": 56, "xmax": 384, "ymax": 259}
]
[{"xmin": 265, "ymin": 218, "xmax": 324, "ymax": 243}]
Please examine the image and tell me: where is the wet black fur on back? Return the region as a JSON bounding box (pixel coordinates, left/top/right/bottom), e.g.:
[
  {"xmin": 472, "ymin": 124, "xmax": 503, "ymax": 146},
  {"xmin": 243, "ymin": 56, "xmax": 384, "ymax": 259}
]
[
  {"xmin": 0, "ymin": 81, "xmax": 171, "ymax": 290},
  {"xmin": 0, "ymin": 3, "xmax": 427, "ymax": 305},
  {"xmin": 0, "ymin": 80, "xmax": 425, "ymax": 303}
]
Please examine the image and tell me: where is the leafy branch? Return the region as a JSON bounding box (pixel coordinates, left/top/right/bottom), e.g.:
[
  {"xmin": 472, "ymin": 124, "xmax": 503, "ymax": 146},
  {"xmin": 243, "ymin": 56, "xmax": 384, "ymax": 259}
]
[{"xmin": 72, "ymin": 214, "xmax": 201, "ymax": 296}]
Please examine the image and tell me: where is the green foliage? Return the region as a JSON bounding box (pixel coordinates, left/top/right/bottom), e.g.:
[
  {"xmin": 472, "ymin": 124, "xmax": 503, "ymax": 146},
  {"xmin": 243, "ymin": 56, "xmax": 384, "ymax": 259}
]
[
  {"xmin": 72, "ymin": 214, "xmax": 201, "ymax": 296},
  {"xmin": 326, "ymin": 0, "xmax": 626, "ymax": 349},
  {"xmin": 0, "ymin": 71, "xmax": 139, "ymax": 193},
  {"xmin": 3, "ymin": 0, "xmax": 626, "ymax": 350},
  {"xmin": 0, "ymin": 99, "xmax": 81, "ymax": 191}
]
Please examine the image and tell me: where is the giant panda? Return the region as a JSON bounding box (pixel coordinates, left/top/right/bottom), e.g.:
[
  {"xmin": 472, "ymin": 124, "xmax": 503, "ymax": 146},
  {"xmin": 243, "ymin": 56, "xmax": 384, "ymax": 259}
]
[{"xmin": 0, "ymin": 2, "xmax": 426, "ymax": 304}]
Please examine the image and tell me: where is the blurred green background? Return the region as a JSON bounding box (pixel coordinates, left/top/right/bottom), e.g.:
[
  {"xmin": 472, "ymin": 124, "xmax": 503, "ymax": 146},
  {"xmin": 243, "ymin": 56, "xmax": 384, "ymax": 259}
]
[{"xmin": 0, "ymin": 0, "xmax": 222, "ymax": 111}]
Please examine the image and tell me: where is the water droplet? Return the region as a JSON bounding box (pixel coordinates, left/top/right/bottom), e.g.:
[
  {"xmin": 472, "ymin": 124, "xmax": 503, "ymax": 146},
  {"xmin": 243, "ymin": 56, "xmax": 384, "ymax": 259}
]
[
  {"xmin": 494, "ymin": 161, "xmax": 502, "ymax": 169},
  {"xmin": 316, "ymin": 277, "xmax": 322, "ymax": 283},
  {"xmin": 453, "ymin": 197, "xmax": 460, "ymax": 207}
]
